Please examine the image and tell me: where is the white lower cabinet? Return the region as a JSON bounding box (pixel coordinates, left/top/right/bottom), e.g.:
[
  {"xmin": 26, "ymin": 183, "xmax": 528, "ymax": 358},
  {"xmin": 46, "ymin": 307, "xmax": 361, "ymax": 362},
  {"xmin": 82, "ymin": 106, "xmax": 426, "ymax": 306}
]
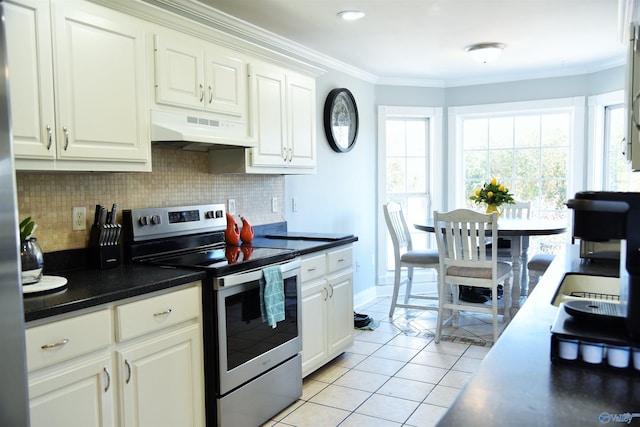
[
  {"xmin": 29, "ymin": 352, "xmax": 116, "ymax": 427},
  {"xmin": 117, "ymin": 325, "xmax": 203, "ymax": 427},
  {"xmin": 25, "ymin": 282, "xmax": 204, "ymax": 427},
  {"xmin": 301, "ymin": 246, "xmax": 354, "ymax": 377}
]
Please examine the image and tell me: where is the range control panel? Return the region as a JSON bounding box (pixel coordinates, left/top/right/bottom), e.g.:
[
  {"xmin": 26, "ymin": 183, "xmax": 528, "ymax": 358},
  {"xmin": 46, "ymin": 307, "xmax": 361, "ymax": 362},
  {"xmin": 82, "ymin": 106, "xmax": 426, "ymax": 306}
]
[{"xmin": 123, "ymin": 204, "xmax": 226, "ymax": 241}]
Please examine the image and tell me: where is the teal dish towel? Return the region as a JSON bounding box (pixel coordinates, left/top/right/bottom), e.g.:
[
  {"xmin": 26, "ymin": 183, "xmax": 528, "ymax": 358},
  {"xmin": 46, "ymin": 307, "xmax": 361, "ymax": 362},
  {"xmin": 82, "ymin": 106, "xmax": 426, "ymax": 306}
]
[{"xmin": 259, "ymin": 265, "xmax": 285, "ymax": 328}]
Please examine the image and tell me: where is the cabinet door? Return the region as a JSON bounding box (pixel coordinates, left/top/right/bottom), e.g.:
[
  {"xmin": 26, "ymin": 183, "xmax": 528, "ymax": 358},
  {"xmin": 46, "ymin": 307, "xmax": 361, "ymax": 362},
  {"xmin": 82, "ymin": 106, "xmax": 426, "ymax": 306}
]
[
  {"xmin": 154, "ymin": 33, "xmax": 204, "ymax": 110},
  {"xmin": 29, "ymin": 353, "xmax": 116, "ymax": 427},
  {"xmin": 327, "ymin": 270, "xmax": 354, "ymax": 356},
  {"xmin": 117, "ymin": 324, "xmax": 204, "ymax": 427},
  {"xmin": 249, "ymin": 63, "xmax": 288, "ymax": 167},
  {"xmin": 51, "ymin": 1, "xmax": 149, "ymax": 162},
  {"xmin": 204, "ymin": 46, "xmax": 247, "ymax": 119},
  {"xmin": 5, "ymin": 0, "xmax": 56, "ymax": 160},
  {"xmin": 301, "ymin": 279, "xmax": 329, "ymax": 376},
  {"xmin": 287, "ymin": 73, "xmax": 316, "ymax": 169}
]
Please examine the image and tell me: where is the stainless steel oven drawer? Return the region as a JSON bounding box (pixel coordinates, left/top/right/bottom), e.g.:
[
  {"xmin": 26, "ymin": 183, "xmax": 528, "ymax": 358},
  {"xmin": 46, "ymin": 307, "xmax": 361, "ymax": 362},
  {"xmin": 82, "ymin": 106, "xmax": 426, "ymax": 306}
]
[{"xmin": 217, "ymin": 354, "xmax": 302, "ymax": 427}]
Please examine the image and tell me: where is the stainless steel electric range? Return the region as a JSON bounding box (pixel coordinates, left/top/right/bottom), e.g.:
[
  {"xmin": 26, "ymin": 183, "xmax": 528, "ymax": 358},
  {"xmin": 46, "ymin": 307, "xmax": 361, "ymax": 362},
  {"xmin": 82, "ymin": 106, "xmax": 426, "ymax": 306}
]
[{"xmin": 123, "ymin": 204, "xmax": 302, "ymax": 427}]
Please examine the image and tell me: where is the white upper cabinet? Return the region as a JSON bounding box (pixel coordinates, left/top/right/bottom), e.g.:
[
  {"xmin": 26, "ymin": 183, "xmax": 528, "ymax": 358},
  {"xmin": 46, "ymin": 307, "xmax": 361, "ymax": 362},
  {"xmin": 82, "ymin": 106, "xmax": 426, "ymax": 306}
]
[
  {"xmin": 154, "ymin": 31, "xmax": 248, "ymax": 121},
  {"xmin": 6, "ymin": 0, "xmax": 151, "ymax": 172},
  {"xmin": 5, "ymin": 0, "xmax": 56, "ymax": 161},
  {"xmin": 209, "ymin": 60, "xmax": 317, "ymax": 174}
]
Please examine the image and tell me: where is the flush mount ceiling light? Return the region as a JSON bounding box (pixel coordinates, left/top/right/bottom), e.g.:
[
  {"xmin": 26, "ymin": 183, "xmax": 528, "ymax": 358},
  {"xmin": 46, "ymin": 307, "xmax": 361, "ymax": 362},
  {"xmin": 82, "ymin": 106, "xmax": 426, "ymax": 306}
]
[
  {"xmin": 465, "ymin": 43, "xmax": 505, "ymax": 64},
  {"xmin": 337, "ymin": 10, "xmax": 365, "ymax": 21}
]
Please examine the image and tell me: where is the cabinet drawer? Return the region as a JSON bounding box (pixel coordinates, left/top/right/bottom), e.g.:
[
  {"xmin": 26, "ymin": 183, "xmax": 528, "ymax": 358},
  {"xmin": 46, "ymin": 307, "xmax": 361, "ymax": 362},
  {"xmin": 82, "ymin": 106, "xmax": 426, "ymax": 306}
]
[
  {"xmin": 116, "ymin": 286, "xmax": 199, "ymax": 342},
  {"xmin": 301, "ymin": 254, "xmax": 326, "ymax": 282},
  {"xmin": 26, "ymin": 309, "xmax": 112, "ymax": 372},
  {"xmin": 328, "ymin": 247, "xmax": 353, "ymax": 273}
]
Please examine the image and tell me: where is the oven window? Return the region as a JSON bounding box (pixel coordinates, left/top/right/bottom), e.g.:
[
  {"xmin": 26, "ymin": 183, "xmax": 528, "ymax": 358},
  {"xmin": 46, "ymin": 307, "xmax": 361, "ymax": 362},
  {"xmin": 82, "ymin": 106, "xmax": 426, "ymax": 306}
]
[{"xmin": 224, "ymin": 276, "xmax": 298, "ymax": 370}]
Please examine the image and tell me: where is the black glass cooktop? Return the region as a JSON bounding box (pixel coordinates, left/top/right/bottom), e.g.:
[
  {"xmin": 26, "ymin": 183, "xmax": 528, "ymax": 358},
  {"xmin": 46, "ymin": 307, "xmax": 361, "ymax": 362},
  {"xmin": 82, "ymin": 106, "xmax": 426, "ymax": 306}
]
[{"xmin": 144, "ymin": 245, "xmax": 297, "ymax": 276}]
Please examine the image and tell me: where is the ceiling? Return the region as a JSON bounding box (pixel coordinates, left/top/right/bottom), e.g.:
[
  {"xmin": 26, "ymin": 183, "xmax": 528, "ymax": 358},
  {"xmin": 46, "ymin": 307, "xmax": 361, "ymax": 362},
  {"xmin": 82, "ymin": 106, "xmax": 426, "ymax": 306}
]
[{"xmin": 196, "ymin": 0, "xmax": 628, "ymax": 87}]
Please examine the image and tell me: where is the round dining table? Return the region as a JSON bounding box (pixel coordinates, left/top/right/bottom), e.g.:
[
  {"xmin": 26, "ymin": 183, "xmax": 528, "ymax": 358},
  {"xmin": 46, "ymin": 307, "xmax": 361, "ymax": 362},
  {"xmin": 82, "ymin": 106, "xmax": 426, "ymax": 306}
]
[{"xmin": 414, "ymin": 218, "xmax": 568, "ymax": 316}]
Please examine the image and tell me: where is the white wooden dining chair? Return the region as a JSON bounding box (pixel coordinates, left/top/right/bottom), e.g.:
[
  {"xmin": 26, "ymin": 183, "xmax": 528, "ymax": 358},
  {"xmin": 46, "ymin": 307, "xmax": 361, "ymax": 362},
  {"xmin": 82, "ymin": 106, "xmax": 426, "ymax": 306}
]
[
  {"xmin": 493, "ymin": 200, "xmax": 531, "ymax": 259},
  {"xmin": 383, "ymin": 202, "xmax": 440, "ymax": 317},
  {"xmin": 433, "ymin": 209, "xmax": 513, "ymax": 343}
]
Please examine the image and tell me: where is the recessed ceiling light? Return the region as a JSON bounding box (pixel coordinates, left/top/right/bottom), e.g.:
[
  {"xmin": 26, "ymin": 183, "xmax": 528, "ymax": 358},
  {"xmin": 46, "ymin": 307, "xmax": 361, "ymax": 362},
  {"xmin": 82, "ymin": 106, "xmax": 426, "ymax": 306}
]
[
  {"xmin": 465, "ymin": 43, "xmax": 506, "ymax": 64},
  {"xmin": 337, "ymin": 10, "xmax": 365, "ymax": 21}
]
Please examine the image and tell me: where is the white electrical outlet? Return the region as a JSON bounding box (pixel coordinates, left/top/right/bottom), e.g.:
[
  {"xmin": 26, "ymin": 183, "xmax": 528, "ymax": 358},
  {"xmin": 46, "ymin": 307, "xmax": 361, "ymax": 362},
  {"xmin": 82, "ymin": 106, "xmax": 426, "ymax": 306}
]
[
  {"xmin": 72, "ymin": 207, "xmax": 86, "ymax": 231},
  {"xmin": 228, "ymin": 199, "xmax": 236, "ymax": 215},
  {"xmin": 272, "ymin": 197, "xmax": 278, "ymax": 213}
]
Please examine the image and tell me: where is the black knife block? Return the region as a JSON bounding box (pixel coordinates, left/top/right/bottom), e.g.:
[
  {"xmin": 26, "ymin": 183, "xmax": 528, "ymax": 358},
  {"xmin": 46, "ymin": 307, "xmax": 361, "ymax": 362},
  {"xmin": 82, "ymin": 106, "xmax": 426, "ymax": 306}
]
[{"xmin": 89, "ymin": 225, "xmax": 121, "ymax": 269}]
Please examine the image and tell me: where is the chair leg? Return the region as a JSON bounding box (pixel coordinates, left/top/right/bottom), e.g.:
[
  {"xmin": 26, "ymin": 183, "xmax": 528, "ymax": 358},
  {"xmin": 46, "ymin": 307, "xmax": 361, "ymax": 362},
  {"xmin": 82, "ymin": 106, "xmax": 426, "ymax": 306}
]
[
  {"xmin": 389, "ymin": 266, "xmax": 402, "ymax": 317},
  {"xmin": 528, "ymin": 271, "xmax": 540, "ymax": 295},
  {"xmin": 492, "ymin": 289, "xmax": 499, "ymax": 343},
  {"xmin": 435, "ymin": 278, "xmax": 445, "ymax": 343},
  {"xmin": 404, "ymin": 267, "xmax": 414, "ymax": 304},
  {"xmin": 502, "ymin": 278, "xmax": 512, "ymax": 325}
]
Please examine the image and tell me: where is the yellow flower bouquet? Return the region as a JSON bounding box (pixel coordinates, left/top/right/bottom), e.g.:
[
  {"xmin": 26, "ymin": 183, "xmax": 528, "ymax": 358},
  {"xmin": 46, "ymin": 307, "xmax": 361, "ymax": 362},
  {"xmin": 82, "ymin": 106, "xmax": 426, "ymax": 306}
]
[{"xmin": 469, "ymin": 178, "xmax": 515, "ymax": 208}]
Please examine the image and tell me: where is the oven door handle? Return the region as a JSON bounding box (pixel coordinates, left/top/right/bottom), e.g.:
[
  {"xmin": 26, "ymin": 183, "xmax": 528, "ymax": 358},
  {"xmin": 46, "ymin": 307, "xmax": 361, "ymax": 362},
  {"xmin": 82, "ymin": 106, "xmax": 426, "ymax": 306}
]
[{"xmin": 217, "ymin": 258, "xmax": 301, "ymax": 288}]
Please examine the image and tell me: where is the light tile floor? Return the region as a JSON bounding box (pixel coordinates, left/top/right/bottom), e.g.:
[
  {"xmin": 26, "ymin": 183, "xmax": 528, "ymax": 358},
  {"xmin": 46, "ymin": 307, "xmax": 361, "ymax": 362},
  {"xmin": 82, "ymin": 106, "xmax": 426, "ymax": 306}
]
[{"xmin": 263, "ymin": 296, "xmax": 499, "ymax": 427}]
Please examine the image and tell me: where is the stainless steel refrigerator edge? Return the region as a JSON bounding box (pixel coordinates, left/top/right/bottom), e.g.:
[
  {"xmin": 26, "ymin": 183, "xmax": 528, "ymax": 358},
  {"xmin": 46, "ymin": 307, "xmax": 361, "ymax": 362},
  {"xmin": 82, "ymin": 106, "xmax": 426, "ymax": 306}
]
[{"xmin": 0, "ymin": 1, "xmax": 31, "ymax": 425}]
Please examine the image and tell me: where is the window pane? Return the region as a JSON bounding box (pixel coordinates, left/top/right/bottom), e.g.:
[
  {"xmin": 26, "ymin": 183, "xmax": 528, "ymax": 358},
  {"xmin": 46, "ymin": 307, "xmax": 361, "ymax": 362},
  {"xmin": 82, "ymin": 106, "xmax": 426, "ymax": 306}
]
[
  {"xmin": 515, "ymin": 116, "xmax": 540, "ymax": 148},
  {"xmin": 407, "ymin": 158, "xmax": 426, "ymax": 192},
  {"xmin": 541, "ymin": 148, "xmax": 567, "ymax": 178},
  {"xmin": 406, "ymin": 121, "xmax": 426, "ymax": 156},
  {"xmin": 514, "ymin": 148, "xmax": 540, "ymax": 178},
  {"xmin": 465, "ymin": 150, "xmax": 488, "ymax": 179},
  {"xmin": 386, "ymin": 120, "xmax": 406, "ymax": 156},
  {"xmin": 489, "ymin": 117, "xmax": 513, "ymax": 149},
  {"xmin": 386, "ymin": 158, "xmax": 405, "ymax": 193},
  {"xmin": 541, "ymin": 114, "xmax": 569, "ymax": 147},
  {"xmin": 489, "ymin": 149, "xmax": 512, "ymax": 178},
  {"xmin": 464, "ymin": 119, "xmax": 488, "ymax": 149}
]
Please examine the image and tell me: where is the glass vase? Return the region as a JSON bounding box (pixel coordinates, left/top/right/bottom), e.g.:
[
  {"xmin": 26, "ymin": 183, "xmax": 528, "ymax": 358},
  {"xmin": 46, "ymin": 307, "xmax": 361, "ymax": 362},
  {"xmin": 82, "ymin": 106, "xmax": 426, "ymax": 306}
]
[{"xmin": 21, "ymin": 237, "xmax": 44, "ymax": 285}]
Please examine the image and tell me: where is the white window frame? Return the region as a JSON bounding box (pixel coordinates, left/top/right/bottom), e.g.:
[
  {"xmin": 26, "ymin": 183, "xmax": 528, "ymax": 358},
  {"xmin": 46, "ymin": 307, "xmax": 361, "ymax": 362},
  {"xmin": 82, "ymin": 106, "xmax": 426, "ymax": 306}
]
[
  {"xmin": 376, "ymin": 105, "xmax": 444, "ymax": 286},
  {"xmin": 587, "ymin": 90, "xmax": 624, "ymax": 190},
  {"xmin": 447, "ymin": 97, "xmax": 586, "ymax": 210}
]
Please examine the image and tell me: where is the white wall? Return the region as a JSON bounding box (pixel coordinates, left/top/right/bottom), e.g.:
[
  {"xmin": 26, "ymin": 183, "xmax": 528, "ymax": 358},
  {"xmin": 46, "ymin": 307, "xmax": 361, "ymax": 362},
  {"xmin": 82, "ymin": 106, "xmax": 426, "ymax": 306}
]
[{"xmin": 285, "ymin": 70, "xmax": 377, "ymax": 300}]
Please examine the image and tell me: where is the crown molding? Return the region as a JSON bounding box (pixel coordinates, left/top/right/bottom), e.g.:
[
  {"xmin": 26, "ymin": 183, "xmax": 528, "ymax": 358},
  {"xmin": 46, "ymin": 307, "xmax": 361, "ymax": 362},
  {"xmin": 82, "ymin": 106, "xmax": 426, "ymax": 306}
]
[{"xmin": 140, "ymin": 0, "xmax": 380, "ymax": 82}]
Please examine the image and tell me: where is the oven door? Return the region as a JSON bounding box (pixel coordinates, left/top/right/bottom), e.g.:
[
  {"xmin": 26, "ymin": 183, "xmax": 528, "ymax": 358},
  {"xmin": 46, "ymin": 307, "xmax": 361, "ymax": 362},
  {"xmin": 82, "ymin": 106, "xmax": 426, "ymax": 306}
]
[{"xmin": 214, "ymin": 259, "xmax": 301, "ymax": 395}]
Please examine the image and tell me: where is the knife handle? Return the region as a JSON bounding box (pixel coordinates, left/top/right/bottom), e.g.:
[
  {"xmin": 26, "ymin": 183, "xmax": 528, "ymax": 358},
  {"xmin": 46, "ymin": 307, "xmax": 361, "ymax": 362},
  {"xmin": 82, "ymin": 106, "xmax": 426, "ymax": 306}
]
[
  {"xmin": 99, "ymin": 207, "xmax": 108, "ymax": 226},
  {"xmin": 93, "ymin": 205, "xmax": 102, "ymax": 226},
  {"xmin": 110, "ymin": 204, "xmax": 118, "ymax": 225}
]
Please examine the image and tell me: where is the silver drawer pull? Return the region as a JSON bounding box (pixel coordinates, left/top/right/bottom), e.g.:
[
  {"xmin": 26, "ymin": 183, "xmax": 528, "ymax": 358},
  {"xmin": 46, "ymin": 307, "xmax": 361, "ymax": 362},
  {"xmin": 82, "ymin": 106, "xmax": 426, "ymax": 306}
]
[
  {"xmin": 153, "ymin": 308, "xmax": 172, "ymax": 317},
  {"xmin": 103, "ymin": 367, "xmax": 111, "ymax": 392},
  {"xmin": 125, "ymin": 359, "xmax": 131, "ymax": 384},
  {"xmin": 41, "ymin": 338, "xmax": 69, "ymax": 350},
  {"xmin": 307, "ymin": 267, "xmax": 316, "ymax": 272},
  {"xmin": 337, "ymin": 258, "xmax": 345, "ymax": 262},
  {"xmin": 46, "ymin": 125, "xmax": 52, "ymax": 150},
  {"xmin": 62, "ymin": 126, "xmax": 69, "ymax": 150}
]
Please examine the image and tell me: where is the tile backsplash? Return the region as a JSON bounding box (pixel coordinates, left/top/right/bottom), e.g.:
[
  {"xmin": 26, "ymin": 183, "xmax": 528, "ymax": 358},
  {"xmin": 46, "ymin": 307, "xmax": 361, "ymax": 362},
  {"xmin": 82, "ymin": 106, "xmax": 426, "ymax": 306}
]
[{"xmin": 16, "ymin": 148, "xmax": 285, "ymax": 252}]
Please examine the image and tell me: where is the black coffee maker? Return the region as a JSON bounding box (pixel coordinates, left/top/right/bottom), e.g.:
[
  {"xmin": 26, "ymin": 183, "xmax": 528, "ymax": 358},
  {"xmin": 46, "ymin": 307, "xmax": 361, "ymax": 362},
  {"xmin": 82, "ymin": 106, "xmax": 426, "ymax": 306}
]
[{"xmin": 567, "ymin": 191, "xmax": 640, "ymax": 340}]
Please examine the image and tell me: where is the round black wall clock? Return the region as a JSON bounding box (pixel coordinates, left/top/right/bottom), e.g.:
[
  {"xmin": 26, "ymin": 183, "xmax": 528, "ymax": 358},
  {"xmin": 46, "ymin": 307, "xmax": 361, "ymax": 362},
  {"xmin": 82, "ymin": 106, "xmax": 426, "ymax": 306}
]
[{"xmin": 323, "ymin": 88, "xmax": 359, "ymax": 153}]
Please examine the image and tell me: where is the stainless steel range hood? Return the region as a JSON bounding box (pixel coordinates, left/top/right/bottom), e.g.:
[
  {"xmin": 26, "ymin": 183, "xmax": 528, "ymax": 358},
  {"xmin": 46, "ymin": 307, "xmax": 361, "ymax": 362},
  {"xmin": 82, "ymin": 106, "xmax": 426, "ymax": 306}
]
[{"xmin": 150, "ymin": 110, "xmax": 256, "ymax": 151}]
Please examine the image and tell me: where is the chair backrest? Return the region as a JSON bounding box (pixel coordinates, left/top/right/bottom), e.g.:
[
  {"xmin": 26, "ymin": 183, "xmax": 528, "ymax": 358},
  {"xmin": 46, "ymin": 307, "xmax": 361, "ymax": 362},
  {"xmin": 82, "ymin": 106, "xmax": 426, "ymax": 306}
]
[
  {"xmin": 383, "ymin": 202, "xmax": 413, "ymax": 258},
  {"xmin": 433, "ymin": 209, "xmax": 499, "ymax": 278},
  {"xmin": 501, "ymin": 201, "xmax": 531, "ymax": 220}
]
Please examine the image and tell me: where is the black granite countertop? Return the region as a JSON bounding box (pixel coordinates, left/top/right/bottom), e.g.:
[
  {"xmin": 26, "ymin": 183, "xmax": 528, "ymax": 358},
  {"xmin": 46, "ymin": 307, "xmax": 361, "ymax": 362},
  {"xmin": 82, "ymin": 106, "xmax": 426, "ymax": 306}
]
[
  {"xmin": 23, "ymin": 263, "xmax": 205, "ymax": 323},
  {"xmin": 438, "ymin": 245, "xmax": 640, "ymax": 426},
  {"xmin": 250, "ymin": 235, "xmax": 358, "ymax": 255},
  {"xmin": 23, "ymin": 229, "xmax": 358, "ymax": 324}
]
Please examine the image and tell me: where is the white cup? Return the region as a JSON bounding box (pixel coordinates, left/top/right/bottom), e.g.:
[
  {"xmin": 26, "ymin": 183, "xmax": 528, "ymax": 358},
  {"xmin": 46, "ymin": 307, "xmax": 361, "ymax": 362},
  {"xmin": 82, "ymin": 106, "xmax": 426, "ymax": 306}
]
[
  {"xmin": 606, "ymin": 345, "xmax": 630, "ymax": 368},
  {"xmin": 557, "ymin": 337, "xmax": 579, "ymax": 360},
  {"xmin": 633, "ymin": 348, "xmax": 640, "ymax": 371},
  {"xmin": 580, "ymin": 342, "xmax": 604, "ymax": 364}
]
